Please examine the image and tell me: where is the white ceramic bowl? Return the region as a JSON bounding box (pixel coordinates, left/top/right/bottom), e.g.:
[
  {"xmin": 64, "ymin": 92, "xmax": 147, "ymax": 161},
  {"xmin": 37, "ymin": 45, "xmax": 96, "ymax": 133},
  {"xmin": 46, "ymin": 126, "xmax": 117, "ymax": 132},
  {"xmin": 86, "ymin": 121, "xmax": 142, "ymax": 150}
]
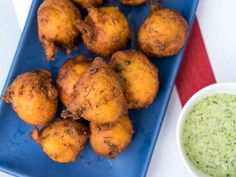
[{"xmin": 176, "ymin": 83, "xmax": 236, "ymax": 177}]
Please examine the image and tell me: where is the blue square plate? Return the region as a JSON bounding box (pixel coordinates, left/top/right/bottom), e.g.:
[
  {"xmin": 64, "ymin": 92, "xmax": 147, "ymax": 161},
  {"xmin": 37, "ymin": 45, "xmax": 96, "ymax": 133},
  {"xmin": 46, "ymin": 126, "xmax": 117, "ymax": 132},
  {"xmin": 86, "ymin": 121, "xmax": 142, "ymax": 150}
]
[{"xmin": 0, "ymin": 0, "xmax": 198, "ymax": 177}]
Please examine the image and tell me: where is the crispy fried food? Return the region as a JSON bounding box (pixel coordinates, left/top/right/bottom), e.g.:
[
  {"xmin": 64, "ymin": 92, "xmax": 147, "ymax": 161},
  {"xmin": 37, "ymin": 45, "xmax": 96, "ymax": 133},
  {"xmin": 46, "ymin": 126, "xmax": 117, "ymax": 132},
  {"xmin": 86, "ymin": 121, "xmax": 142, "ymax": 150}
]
[
  {"xmin": 64, "ymin": 57, "xmax": 127, "ymax": 125},
  {"xmin": 72, "ymin": 0, "xmax": 103, "ymax": 9},
  {"xmin": 120, "ymin": 0, "xmax": 147, "ymax": 6},
  {"xmin": 57, "ymin": 55, "xmax": 91, "ymax": 106},
  {"xmin": 75, "ymin": 7, "xmax": 130, "ymax": 56},
  {"xmin": 110, "ymin": 50, "xmax": 159, "ymax": 108},
  {"xmin": 38, "ymin": 0, "xmax": 81, "ymax": 60},
  {"xmin": 2, "ymin": 70, "xmax": 58, "ymax": 126},
  {"xmin": 90, "ymin": 115, "xmax": 133, "ymax": 158},
  {"xmin": 138, "ymin": 3, "xmax": 188, "ymax": 57},
  {"xmin": 31, "ymin": 118, "xmax": 89, "ymax": 163}
]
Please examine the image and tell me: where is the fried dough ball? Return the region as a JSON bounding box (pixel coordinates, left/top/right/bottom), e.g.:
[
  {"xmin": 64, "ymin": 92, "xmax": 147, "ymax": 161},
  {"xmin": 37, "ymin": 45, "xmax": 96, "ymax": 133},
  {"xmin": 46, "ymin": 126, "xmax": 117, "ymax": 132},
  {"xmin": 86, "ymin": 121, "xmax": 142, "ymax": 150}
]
[
  {"xmin": 120, "ymin": 0, "xmax": 147, "ymax": 6},
  {"xmin": 38, "ymin": 0, "xmax": 81, "ymax": 60},
  {"xmin": 2, "ymin": 70, "xmax": 58, "ymax": 126},
  {"xmin": 90, "ymin": 115, "xmax": 133, "ymax": 158},
  {"xmin": 64, "ymin": 57, "xmax": 127, "ymax": 125},
  {"xmin": 75, "ymin": 7, "xmax": 130, "ymax": 56},
  {"xmin": 72, "ymin": 0, "xmax": 103, "ymax": 9},
  {"xmin": 31, "ymin": 118, "xmax": 89, "ymax": 163},
  {"xmin": 138, "ymin": 3, "xmax": 188, "ymax": 57},
  {"xmin": 57, "ymin": 55, "xmax": 91, "ymax": 106},
  {"xmin": 110, "ymin": 50, "xmax": 159, "ymax": 108}
]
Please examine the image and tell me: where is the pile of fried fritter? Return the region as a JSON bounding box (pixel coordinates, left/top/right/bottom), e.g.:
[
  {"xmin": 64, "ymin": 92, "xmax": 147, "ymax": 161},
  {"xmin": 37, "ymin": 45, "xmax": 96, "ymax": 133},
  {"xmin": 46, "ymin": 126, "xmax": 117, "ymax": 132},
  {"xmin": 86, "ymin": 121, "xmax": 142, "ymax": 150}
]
[{"xmin": 2, "ymin": 0, "xmax": 188, "ymax": 163}]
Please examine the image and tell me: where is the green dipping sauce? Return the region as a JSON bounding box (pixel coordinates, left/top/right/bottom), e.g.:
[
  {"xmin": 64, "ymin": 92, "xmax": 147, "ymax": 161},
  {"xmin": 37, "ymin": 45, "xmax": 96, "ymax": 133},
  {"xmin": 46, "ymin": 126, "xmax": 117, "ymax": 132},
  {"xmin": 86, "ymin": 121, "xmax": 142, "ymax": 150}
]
[{"xmin": 182, "ymin": 94, "xmax": 236, "ymax": 177}]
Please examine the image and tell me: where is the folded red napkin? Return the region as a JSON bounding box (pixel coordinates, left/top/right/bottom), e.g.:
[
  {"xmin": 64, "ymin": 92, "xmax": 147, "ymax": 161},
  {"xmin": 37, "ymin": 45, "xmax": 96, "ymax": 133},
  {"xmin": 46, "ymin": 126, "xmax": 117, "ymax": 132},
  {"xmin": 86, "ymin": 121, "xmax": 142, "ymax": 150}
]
[{"xmin": 176, "ymin": 17, "xmax": 216, "ymax": 106}]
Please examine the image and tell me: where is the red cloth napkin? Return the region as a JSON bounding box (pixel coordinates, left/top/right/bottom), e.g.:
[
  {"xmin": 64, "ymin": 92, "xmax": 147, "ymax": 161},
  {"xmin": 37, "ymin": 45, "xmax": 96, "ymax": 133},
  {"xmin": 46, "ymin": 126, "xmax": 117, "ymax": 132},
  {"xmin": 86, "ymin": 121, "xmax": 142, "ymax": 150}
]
[{"xmin": 176, "ymin": 18, "xmax": 216, "ymax": 106}]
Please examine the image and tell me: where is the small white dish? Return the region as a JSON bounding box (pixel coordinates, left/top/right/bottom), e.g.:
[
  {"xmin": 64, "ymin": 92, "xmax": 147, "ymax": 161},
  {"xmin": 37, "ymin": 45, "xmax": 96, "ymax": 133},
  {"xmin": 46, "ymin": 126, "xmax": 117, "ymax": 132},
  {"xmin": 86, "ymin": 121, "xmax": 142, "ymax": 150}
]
[{"xmin": 176, "ymin": 83, "xmax": 236, "ymax": 177}]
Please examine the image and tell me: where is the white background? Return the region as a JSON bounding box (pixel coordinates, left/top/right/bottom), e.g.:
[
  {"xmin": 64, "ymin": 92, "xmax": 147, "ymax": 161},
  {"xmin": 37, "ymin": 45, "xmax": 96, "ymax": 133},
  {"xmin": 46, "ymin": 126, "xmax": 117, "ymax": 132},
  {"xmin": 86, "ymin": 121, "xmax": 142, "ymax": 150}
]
[{"xmin": 1, "ymin": 0, "xmax": 236, "ymax": 176}]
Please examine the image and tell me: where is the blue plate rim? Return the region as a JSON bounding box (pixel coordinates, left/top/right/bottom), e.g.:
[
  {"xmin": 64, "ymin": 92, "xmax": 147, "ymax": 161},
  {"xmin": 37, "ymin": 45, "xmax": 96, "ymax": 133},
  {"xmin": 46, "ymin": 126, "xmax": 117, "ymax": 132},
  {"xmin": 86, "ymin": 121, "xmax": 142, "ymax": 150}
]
[{"xmin": 139, "ymin": 0, "xmax": 199, "ymax": 176}]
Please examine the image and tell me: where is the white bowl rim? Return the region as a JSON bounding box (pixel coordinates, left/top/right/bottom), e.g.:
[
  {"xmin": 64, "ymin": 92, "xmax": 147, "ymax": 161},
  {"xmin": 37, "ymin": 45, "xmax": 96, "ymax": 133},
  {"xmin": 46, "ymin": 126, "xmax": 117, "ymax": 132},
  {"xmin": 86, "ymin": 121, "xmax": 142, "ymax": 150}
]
[{"xmin": 176, "ymin": 82, "xmax": 236, "ymax": 177}]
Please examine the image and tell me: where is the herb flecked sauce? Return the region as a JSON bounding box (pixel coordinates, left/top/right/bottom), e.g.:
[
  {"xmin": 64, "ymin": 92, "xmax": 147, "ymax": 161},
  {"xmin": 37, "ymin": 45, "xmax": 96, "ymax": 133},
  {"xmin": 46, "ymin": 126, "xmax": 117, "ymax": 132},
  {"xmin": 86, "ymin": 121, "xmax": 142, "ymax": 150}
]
[{"xmin": 182, "ymin": 94, "xmax": 236, "ymax": 177}]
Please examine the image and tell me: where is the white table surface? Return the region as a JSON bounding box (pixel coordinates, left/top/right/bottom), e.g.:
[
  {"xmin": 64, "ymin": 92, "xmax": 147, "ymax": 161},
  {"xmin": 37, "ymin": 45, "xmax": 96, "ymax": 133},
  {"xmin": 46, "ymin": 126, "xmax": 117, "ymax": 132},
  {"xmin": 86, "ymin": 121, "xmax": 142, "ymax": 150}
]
[{"xmin": 1, "ymin": 0, "xmax": 236, "ymax": 176}]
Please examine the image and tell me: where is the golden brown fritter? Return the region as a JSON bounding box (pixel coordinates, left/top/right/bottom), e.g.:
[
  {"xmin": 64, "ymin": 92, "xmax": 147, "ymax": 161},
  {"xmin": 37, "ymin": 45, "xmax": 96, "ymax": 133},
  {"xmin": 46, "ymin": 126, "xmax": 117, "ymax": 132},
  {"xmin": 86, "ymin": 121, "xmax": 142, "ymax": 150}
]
[
  {"xmin": 75, "ymin": 7, "xmax": 130, "ymax": 57},
  {"xmin": 110, "ymin": 50, "xmax": 159, "ymax": 108},
  {"xmin": 38, "ymin": 0, "xmax": 81, "ymax": 60},
  {"xmin": 57, "ymin": 55, "xmax": 91, "ymax": 106},
  {"xmin": 64, "ymin": 57, "xmax": 127, "ymax": 125},
  {"xmin": 138, "ymin": 3, "xmax": 188, "ymax": 57},
  {"xmin": 2, "ymin": 70, "xmax": 58, "ymax": 126},
  {"xmin": 90, "ymin": 115, "xmax": 133, "ymax": 159},
  {"xmin": 72, "ymin": 0, "xmax": 103, "ymax": 9},
  {"xmin": 120, "ymin": 0, "xmax": 147, "ymax": 6},
  {"xmin": 31, "ymin": 118, "xmax": 89, "ymax": 163}
]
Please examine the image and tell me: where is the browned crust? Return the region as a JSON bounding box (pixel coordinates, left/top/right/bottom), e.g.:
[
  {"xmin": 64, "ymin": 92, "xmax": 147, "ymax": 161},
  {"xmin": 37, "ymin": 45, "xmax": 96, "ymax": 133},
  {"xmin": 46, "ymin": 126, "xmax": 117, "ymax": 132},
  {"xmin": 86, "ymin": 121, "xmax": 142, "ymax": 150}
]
[
  {"xmin": 66, "ymin": 57, "xmax": 128, "ymax": 124},
  {"xmin": 56, "ymin": 54, "xmax": 91, "ymax": 106},
  {"xmin": 110, "ymin": 50, "xmax": 159, "ymax": 108},
  {"xmin": 37, "ymin": 0, "xmax": 82, "ymax": 60},
  {"xmin": 74, "ymin": 7, "xmax": 131, "ymax": 56},
  {"xmin": 138, "ymin": 8, "xmax": 188, "ymax": 57},
  {"xmin": 31, "ymin": 118, "xmax": 89, "ymax": 163},
  {"xmin": 72, "ymin": 0, "xmax": 103, "ymax": 9},
  {"xmin": 90, "ymin": 115, "xmax": 133, "ymax": 159},
  {"xmin": 120, "ymin": 0, "xmax": 147, "ymax": 6}
]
